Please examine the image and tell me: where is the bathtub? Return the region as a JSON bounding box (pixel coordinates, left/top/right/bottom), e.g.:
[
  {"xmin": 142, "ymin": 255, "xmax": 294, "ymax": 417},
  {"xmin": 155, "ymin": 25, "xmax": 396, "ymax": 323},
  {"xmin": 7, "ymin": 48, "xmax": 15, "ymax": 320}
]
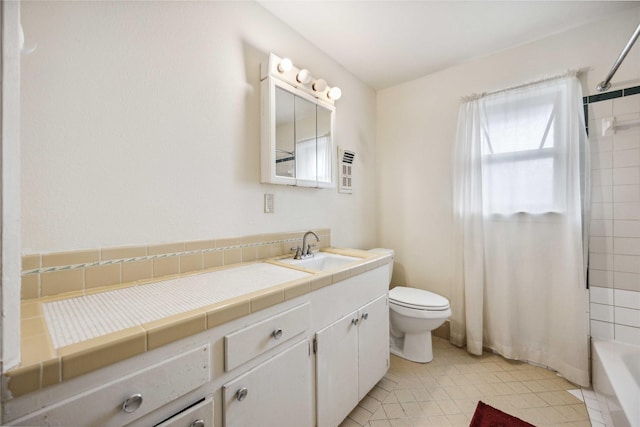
[{"xmin": 592, "ymin": 339, "xmax": 640, "ymax": 427}]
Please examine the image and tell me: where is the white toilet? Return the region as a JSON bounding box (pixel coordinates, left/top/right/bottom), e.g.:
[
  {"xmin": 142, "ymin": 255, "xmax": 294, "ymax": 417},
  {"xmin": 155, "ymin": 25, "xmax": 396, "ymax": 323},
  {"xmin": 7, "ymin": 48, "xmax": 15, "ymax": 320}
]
[{"xmin": 370, "ymin": 248, "xmax": 452, "ymax": 364}]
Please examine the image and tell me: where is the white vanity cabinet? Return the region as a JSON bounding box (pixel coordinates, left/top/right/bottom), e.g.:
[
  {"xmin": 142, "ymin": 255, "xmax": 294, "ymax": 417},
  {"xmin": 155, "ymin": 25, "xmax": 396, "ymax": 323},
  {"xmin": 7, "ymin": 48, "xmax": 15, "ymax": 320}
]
[
  {"xmin": 315, "ymin": 295, "xmax": 389, "ymax": 427},
  {"xmin": 222, "ymin": 339, "xmax": 312, "ymax": 427},
  {"xmin": 4, "ymin": 259, "xmax": 392, "ymax": 427}
]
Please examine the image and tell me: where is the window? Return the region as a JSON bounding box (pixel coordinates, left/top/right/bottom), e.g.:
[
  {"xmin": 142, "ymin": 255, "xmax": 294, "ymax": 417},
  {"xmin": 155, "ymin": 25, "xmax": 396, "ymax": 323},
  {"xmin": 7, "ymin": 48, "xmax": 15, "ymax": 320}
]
[{"xmin": 480, "ymin": 88, "xmax": 566, "ymax": 214}]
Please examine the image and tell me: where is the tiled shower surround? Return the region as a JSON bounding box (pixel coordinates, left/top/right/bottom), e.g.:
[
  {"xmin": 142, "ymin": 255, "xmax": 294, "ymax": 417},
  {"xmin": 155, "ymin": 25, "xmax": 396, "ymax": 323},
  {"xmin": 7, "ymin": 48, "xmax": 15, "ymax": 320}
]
[
  {"xmin": 20, "ymin": 229, "xmax": 330, "ymax": 300},
  {"xmin": 587, "ymin": 87, "xmax": 640, "ymax": 346}
]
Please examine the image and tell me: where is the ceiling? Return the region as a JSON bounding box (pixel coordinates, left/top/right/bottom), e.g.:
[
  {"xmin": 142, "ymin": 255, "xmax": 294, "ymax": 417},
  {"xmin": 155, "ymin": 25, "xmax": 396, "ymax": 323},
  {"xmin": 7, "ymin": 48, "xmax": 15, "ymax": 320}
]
[{"xmin": 258, "ymin": 1, "xmax": 640, "ymax": 90}]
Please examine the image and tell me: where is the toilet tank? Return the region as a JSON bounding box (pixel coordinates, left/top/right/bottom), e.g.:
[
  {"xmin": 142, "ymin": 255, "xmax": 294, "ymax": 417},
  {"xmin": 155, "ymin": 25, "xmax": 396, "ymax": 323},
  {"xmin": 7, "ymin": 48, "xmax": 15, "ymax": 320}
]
[{"xmin": 368, "ymin": 248, "xmax": 394, "ymax": 285}]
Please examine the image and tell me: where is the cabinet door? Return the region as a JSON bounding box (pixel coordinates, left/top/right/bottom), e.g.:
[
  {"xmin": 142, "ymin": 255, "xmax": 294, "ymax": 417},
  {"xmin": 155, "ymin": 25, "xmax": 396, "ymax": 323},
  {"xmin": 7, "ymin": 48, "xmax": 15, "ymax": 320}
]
[
  {"xmin": 222, "ymin": 339, "xmax": 312, "ymax": 427},
  {"xmin": 358, "ymin": 295, "xmax": 390, "ymax": 400},
  {"xmin": 316, "ymin": 311, "xmax": 360, "ymax": 427}
]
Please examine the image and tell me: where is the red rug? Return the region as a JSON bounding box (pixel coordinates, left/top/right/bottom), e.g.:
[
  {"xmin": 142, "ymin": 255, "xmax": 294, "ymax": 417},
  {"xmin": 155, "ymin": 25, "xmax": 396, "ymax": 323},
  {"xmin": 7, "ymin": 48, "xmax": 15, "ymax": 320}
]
[{"xmin": 469, "ymin": 401, "xmax": 536, "ymax": 427}]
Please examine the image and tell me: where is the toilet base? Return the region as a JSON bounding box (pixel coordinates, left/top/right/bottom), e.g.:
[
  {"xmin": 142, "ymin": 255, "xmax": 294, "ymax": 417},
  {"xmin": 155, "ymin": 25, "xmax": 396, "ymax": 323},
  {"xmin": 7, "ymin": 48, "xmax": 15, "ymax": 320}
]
[{"xmin": 389, "ymin": 331, "xmax": 434, "ymax": 363}]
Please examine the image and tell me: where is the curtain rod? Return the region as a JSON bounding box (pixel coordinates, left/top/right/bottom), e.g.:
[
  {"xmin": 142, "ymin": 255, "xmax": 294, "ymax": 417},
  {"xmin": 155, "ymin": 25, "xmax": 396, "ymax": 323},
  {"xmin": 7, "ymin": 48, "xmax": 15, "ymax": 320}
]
[
  {"xmin": 462, "ymin": 68, "xmax": 589, "ymax": 102},
  {"xmin": 597, "ymin": 23, "xmax": 640, "ymax": 92}
]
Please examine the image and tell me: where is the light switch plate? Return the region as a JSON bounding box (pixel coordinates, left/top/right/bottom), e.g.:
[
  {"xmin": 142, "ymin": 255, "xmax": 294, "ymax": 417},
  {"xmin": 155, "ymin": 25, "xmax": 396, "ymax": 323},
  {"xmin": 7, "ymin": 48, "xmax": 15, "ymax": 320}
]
[{"xmin": 264, "ymin": 194, "xmax": 274, "ymax": 213}]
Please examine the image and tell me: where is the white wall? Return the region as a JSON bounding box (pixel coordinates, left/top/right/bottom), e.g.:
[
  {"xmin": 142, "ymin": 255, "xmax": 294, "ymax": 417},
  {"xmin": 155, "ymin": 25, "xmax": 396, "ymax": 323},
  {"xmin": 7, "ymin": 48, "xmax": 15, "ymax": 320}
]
[
  {"xmin": 377, "ymin": 7, "xmax": 640, "ymax": 299},
  {"xmin": 21, "ymin": 1, "xmax": 378, "ymax": 254}
]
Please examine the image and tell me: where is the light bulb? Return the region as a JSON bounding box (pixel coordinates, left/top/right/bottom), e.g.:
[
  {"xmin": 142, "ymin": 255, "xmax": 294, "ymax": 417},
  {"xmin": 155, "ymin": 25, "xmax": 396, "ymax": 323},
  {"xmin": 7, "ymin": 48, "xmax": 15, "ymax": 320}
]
[
  {"xmin": 277, "ymin": 58, "xmax": 292, "ymax": 73},
  {"xmin": 297, "ymin": 69, "xmax": 312, "ymax": 84},
  {"xmin": 328, "ymin": 87, "xmax": 342, "ymax": 100},
  {"xmin": 313, "ymin": 79, "xmax": 327, "ymax": 92}
]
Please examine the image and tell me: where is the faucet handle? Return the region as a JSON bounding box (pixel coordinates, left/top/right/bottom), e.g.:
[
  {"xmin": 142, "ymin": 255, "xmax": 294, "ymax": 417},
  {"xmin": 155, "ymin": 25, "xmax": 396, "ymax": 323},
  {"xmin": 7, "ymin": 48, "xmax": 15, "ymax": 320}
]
[{"xmin": 290, "ymin": 246, "xmax": 302, "ymax": 259}]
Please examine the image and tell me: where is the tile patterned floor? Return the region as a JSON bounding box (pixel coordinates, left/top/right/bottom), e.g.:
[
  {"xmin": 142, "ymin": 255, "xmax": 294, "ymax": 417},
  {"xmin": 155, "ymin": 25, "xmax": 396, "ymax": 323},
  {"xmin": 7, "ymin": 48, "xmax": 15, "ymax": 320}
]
[{"xmin": 339, "ymin": 337, "xmax": 591, "ymax": 427}]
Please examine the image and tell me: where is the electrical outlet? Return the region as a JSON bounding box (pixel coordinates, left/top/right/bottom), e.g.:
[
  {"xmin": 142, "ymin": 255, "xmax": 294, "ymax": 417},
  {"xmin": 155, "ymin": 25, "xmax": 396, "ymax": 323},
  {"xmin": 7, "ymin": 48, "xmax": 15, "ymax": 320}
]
[{"xmin": 264, "ymin": 194, "xmax": 274, "ymax": 213}]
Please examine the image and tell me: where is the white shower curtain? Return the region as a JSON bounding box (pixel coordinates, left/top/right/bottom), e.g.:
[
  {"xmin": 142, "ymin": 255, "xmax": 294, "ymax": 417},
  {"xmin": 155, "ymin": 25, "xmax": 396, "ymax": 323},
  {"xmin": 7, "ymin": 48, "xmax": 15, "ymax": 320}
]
[{"xmin": 451, "ymin": 75, "xmax": 590, "ymax": 386}]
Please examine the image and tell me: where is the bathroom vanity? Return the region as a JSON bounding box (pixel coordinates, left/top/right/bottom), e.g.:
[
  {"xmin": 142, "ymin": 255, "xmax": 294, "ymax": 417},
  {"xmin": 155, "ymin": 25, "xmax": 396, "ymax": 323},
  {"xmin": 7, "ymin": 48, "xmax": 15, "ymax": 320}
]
[{"xmin": 3, "ymin": 249, "xmax": 391, "ymax": 427}]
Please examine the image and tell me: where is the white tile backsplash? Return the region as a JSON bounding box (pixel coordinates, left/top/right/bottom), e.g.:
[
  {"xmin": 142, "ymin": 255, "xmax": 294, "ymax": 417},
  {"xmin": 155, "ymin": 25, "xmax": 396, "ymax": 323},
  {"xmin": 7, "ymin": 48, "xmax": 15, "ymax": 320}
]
[
  {"xmin": 613, "ymin": 202, "xmax": 640, "ymax": 220},
  {"xmin": 614, "ymin": 288, "xmax": 640, "ymax": 310},
  {"xmin": 592, "ymin": 169, "xmax": 614, "ymax": 186},
  {"xmin": 590, "ymin": 320, "xmax": 614, "ymax": 340},
  {"xmin": 614, "ymin": 237, "xmax": 640, "ymax": 255},
  {"xmin": 589, "ymin": 236, "xmax": 614, "ymax": 253},
  {"xmin": 613, "ymin": 254, "xmax": 640, "ymax": 273},
  {"xmin": 613, "ymin": 166, "xmax": 640, "ymax": 185},
  {"xmin": 590, "ymin": 286, "xmax": 614, "ymax": 305},
  {"xmin": 590, "ymin": 303, "xmax": 614, "ymax": 322},
  {"xmin": 613, "ymin": 131, "xmax": 640, "ymax": 151},
  {"xmin": 614, "ymin": 324, "xmax": 640, "ymax": 345},
  {"xmin": 589, "ymin": 101, "xmax": 613, "ymax": 119},
  {"xmin": 591, "ymin": 151, "xmax": 613, "ymax": 170},
  {"xmin": 589, "ymin": 253, "xmax": 613, "ymax": 270},
  {"xmin": 592, "ymin": 186, "xmax": 614, "ymax": 203},
  {"xmin": 590, "ymin": 220, "xmax": 614, "ymax": 237},
  {"xmin": 612, "ymin": 149, "xmax": 640, "ymax": 168},
  {"xmin": 588, "ymin": 269, "xmax": 613, "ymax": 287},
  {"xmin": 613, "ymin": 220, "xmax": 640, "ymax": 237},
  {"xmin": 613, "ymin": 94, "xmax": 640, "ymax": 115},
  {"xmin": 591, "ymin": 203, "xmax": 613, "ymax": 220},
  {"xmin": 589, "ymin": 95, "xmax": 640, "ymax": 347},
  {"xmin": 590, "ymin": 137, "xmax": 613, "ymax": 153},
  {"xmin": 613, "ymin": 185, "xmax": 640, "ymax": 202},
  {"xmin": 614, "ymin": 306, "xmax": 640, "ymax": 328},
  {"xmin": 613, "ymin": 271, "xmax": 640, "ymax": 291}
]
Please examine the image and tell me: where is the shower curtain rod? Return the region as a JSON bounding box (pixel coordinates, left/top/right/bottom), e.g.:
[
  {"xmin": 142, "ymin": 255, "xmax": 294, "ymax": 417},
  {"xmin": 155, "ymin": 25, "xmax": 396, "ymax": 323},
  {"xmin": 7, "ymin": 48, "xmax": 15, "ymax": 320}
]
[{"xmin": 596, "ymin": 23, "xmax": 640, "ymax": 92}]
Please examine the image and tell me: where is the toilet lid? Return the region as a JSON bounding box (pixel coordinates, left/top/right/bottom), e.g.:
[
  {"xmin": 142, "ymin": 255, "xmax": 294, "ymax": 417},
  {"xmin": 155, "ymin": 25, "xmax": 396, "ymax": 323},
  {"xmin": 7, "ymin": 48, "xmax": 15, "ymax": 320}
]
[{"xmin": 389, "ymin": 287, "xmax": 450, "ymax": 311}]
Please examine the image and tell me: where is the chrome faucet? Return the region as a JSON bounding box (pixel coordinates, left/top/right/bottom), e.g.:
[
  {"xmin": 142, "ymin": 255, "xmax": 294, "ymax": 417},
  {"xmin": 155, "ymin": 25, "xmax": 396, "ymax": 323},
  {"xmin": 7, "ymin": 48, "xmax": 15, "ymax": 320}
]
[
  {"xmin": 292, "ymin": 231, "xmax": 320, "ymax": 259},
  {"xmin": 302, "ymin": 231, "xmax": 320, "ymax": 257}
]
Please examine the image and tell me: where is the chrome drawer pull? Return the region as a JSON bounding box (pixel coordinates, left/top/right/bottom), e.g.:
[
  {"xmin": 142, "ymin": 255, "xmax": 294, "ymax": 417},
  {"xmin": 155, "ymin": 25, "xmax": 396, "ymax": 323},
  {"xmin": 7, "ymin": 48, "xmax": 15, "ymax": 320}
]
[
  {"xmin": 190, "ymin": 419, "xmax": 205, "ymax": 427},
  {"xmin": 272, "ymin": 328, "xmax": 283, "ymax": 340},
  {"xmin": 236, "ymin": 387, "xmax": 248, "ymax": 401},
  {"xmin": 122, "ymin": 393, "xmax": 143, "ymax": 413}
]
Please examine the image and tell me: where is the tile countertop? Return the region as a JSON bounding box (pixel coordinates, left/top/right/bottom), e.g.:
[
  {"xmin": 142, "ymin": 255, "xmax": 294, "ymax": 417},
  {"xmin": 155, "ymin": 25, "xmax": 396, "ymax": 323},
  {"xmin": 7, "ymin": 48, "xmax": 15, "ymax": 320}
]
[{"xmin": 5, "ymin": 248, "xmax": 391, "ymax": 400}]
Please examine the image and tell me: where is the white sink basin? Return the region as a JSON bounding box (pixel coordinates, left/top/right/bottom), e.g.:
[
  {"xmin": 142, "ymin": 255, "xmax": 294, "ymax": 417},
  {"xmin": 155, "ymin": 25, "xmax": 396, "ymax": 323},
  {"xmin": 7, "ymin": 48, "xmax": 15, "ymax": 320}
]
[{"xmin": 278, "ymin": 252, "xmax": 361, "ymax": 271}]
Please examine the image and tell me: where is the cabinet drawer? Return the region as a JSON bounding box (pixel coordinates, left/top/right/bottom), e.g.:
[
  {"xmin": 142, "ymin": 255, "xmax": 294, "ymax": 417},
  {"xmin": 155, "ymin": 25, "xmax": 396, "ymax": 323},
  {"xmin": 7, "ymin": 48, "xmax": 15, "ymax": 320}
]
[
  {"xmin": 225, "ymin": 303, "xmax": 310, "ymax": 371},
  {"xmin": 13, "ymin": 345, "xmax": 210, "ymax": 426},
  {"xmin": 155, "ymin": 395, "xmax": 213, "ymax": 427}
]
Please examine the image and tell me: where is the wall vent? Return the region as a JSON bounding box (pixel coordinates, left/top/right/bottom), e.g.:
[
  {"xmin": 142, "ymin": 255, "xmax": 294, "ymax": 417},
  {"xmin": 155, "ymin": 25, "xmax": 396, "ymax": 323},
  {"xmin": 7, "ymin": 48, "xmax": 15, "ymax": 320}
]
[{"xmin": 338, "ymin": 148, "xmax": 355, "ymax": 194}]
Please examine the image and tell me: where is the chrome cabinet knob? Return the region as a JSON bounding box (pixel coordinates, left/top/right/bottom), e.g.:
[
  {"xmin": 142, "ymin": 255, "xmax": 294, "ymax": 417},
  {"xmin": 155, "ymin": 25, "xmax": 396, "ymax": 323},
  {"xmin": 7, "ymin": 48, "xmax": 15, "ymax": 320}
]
[
  {"xmin": 272, "ymin": 328, "xmax": 283, "ymax": 340},
  {"xmin": 122, "ymin": 393, "xmax": 143, "ymax": 413},
  {"xmin": 351, "ymin": 317, "xmax": 359, "ymax": 326},
  {"xmin": 361, "ymin": 312, "xmax": 369, "ymax": 320},
  {"xmin": 236, "ymin": 387, "xmax": 248, "ymax": 401},
  {"xmin": 190, "ymin": 419, "xmax": 205, "ymax": 427}
]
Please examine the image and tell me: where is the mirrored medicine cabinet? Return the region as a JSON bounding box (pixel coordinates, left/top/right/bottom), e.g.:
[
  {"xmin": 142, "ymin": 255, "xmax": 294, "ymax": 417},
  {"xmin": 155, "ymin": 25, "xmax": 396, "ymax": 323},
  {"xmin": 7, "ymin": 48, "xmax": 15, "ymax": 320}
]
[{"xmin": 261, "ymin": 70, "xmax": 336, "ymax": 188}]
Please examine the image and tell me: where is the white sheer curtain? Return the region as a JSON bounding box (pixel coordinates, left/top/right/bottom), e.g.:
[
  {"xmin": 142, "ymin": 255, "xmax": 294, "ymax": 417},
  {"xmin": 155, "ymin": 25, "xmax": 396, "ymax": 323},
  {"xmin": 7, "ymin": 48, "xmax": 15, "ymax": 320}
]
[{"xmin": 451, "ymin": 75, "xmax": 590, "ymax": 386}]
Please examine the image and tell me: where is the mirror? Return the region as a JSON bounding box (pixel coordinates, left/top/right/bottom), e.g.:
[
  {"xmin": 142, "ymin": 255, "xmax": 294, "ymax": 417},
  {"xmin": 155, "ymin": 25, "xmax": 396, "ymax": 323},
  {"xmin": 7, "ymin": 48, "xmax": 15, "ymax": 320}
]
[
  {"xmin": 261, "ymin": 76, "xmax": 335, "ymax": 188},
  {"xmin": 275, "ymin": 87, "xmax": 295, "ymax": 178}
]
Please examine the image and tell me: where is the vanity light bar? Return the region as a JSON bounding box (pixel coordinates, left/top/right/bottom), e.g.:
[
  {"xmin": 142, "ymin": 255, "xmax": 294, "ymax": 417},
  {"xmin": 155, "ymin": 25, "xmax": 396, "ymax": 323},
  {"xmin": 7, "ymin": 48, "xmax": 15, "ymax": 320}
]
[{"xmin": 260, "ymin": 53, "xmax": 342, "ymax": 105}]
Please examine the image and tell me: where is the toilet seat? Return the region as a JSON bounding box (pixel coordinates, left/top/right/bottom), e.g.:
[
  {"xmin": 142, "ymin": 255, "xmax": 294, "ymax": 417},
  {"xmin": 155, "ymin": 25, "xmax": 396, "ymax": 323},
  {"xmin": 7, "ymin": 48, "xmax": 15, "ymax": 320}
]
[{"xmin": 389, "ymin": 287, "xmax": 450, "ymax": 311}]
